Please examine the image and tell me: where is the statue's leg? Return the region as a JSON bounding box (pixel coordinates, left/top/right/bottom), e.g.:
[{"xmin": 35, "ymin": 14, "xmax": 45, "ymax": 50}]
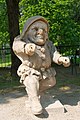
[
  {"xmin": 39, "ymin": 76, "xmax": 56, "ymax": 92},
  {"xmin": 23, "ymin": 75, "xmax": 43, "ymax": 115}
]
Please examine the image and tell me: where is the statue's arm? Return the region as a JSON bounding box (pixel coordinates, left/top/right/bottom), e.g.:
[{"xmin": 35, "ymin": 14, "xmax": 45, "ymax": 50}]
[
  {"xmin": 52, "ymin": 47, "xmax": 70, "ymax": 67},
  {"xmin": 12, "ymin": 36, "xmax": 26, "ymax": 54},
  {"xmin": 47, "ymin": 41, "xmax": 61, "ymax": 64},
  {"xmin": 53, "ymin": 51, "xmax": 62, "ymax": 64},
  {"xmin": 12, "ymin": 36, "xmax": 36, "ymax": 56},
  {"xmin": 48, "ymin": 41, "xmax": 70, "ymax": 67}
]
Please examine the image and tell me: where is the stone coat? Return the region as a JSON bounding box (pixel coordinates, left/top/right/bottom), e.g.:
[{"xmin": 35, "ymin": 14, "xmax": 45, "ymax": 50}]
[{"xmin": 13, "ymin": 37, "xmax": 61, "ymax": 82}]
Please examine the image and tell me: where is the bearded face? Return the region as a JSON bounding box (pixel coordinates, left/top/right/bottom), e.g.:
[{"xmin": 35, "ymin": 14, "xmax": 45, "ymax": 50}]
[{"xmin": 25, "ymin": 21, "xmax": 48, "ymax": 45}]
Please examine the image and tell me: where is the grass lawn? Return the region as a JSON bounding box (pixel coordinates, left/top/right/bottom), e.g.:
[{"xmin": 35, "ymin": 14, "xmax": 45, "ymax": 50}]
[
  {"xmin": 0, "ymin": 65, "xmax": 80, "ymax": 94},
  {"xmin": 0, "ymin": 54, "xmax": 11, "ymax": 67},
  {"xmin": 55, "ymin": 65, "xmax": 80, "ymax": 86}
]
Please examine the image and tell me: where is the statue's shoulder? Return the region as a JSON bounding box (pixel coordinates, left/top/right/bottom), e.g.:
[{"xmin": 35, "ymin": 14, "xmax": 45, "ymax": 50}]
[
  {"xmin": 46, "ymin": 40, "xmax": 56, "ymax": 53},
  {"xmin": 46, "ymin": 40, "xmax": 53, "ymax": 47},
  {"xmin": 14, "ymin": 35, "xmax": 21, "ymax": 41}
]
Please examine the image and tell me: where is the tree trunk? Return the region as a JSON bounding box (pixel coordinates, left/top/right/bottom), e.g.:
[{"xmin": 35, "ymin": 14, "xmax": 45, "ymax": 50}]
[{"xmin": 6, "ymin": 0, "xmax": 21, "ymax": 77}]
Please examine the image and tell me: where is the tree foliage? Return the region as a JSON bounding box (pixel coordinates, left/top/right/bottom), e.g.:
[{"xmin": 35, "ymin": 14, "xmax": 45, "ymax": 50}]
[
  {"xmin": 19, "ymin": 0, "xmax": 80, "ymax": 46},
  {"xmin": 0, "ymin": 0, "xmax": 80, "ymax": 47},
  {"xmin": 0, "ymin": 0, "xmax": 9, "ymax": 46}
]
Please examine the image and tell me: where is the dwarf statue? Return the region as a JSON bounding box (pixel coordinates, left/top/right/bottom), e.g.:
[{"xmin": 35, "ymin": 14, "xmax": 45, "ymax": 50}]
[{"xmin": 13, "ymin": 16, "xmax": 70, "ymax": 115}]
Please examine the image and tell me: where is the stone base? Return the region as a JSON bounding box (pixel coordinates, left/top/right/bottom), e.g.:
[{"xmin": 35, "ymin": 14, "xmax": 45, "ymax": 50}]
[
  {"xmin": 40, "ymin": 94, "xmax": 64, "ymax": 114},
  {"xmin": 25, "ymin": 95, "xmax": 64, "ymax": 119}
]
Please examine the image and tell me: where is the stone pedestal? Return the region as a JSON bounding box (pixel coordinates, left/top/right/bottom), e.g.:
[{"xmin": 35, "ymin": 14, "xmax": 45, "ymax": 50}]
[{"xmin": 40, "ymin": 94, "xmax": 64, "ymax": 114}]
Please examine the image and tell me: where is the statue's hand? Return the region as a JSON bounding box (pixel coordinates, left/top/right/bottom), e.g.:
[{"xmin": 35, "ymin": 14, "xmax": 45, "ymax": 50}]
[
  {"xmin": 58, "ymin": 56, "xmax": 70, "ymax": 67},
  {"xmin": 25, "ymin": 43, "xmax": 36, "ymax": 56}
]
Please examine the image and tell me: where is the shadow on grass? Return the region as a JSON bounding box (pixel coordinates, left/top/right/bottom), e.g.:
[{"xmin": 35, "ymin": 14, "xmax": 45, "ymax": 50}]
[
  {"xmin": 0, "ymin": 77, "xmax": 26, "ymax": 104},
  {"xmin": 45, "ymin": 84, "xmax": 80, "ymax": 106},
  {"xmin": 0, "ymin": 68, "xmax": 26, "ymax": 104}
]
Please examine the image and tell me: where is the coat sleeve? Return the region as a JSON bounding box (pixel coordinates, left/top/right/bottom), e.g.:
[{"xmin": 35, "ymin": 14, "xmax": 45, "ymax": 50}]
[
  {"xmin": 12, "ymin": 35, "xmax": 26, "ymax": 54},
  {"xmin": 47, "ymin": 41, "xmax": 62, "ymax": 64},
  {"xmin": 53, "ymin": 51, "xmax": 62, "ymax": 64}
]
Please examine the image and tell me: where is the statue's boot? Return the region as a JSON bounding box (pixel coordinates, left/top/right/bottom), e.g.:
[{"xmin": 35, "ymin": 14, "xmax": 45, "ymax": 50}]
[{"xmin": 23, "ymin": 75, "xmax": 43, "ymax": 115}]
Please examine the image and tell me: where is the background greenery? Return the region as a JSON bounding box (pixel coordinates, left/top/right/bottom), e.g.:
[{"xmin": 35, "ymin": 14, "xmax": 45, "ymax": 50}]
[
  {"xmin": 0, "ymin": 0, "xmax": 80, "ymax": 92},
  {"xmin": 0, "ymin": 0, "xmax": 9, "ymax": 47},
  {"xmin": 0, "ymin": 0, "xmax": 80, "ymax": 68},
  {"xmin": 19, "ymin": 0, "xmax": 80, "ymax": 46},
  {"xmin": 0, "ymin": 0, "xmax": 80, "ymax": 47}
]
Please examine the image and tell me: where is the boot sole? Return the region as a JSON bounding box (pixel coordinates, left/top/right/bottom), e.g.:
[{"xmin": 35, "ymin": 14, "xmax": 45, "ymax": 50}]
[{"xmin": 32, "ymin": 109, "xmax": 43, "ymax": 115}]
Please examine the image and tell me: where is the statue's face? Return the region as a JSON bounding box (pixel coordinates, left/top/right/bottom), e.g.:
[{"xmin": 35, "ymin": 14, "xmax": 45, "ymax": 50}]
[{"xmin": 26, "ymin": 21, "xmax": 48, "ymax": 45}]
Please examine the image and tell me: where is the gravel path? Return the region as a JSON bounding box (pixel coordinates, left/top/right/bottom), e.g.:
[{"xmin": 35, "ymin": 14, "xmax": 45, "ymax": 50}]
[{"xmin": 0, "ymin": 85, "xmax": 80, "ymax": 120}]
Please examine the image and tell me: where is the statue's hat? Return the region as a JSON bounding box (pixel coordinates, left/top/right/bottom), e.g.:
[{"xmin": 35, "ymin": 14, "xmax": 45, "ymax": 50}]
[{"xmin": 21, "ymin": 16, "xmax": 49, "ymax": 39}]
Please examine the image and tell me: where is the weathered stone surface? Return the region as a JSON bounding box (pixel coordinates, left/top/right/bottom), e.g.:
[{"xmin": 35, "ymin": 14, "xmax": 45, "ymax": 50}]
[{"xmin": 40, "ymin": 94, "xmax": 64, "ymax": 114}]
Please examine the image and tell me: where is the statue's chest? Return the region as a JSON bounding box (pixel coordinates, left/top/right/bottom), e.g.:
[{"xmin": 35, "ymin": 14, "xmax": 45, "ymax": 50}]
[
  {"xmin": 37, "ymin": 45, "xmax": 51, "ymax": 59},
  {"xmin": 29, "ymin": 45, "xmax": 51, "ymax": 69}
]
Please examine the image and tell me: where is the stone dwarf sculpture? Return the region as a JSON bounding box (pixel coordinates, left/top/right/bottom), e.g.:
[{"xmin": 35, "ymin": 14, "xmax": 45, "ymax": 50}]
[{"xmin": 12, "ymin": 16, "xmax": 70, "ymax": 115}]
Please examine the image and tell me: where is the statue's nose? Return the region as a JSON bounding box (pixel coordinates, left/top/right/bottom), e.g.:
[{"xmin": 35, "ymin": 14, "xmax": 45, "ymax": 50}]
[{"xmin": 37, "ymin": 29, "xmax": 44, "ymax": 35}]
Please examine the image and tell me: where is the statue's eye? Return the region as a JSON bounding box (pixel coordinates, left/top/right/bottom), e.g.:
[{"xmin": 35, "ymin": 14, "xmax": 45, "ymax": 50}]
[
  {"xmin": 33, "ymin": 27, "xmax": 38, "ymax": 31},
  {"xmin": 42, "ymin": 28, "xmax": 47, "ymax": 32}
]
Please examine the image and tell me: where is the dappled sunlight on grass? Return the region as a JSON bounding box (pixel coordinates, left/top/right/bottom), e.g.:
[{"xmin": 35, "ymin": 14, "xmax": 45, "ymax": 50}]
[
  {"xmin": 0, "ymin": 85, "xmax": 25, "ymax": 95},
  {"xmin": 0, "ymin": 65, "xmax": 80, "ymax": 95},
  {"xmin": 0, "ymin": 62, "xmax": 11, "ymax": 67},
  {"xmin": 59, "ymin": 86, "xmax": 71, "ymax": 91}
]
